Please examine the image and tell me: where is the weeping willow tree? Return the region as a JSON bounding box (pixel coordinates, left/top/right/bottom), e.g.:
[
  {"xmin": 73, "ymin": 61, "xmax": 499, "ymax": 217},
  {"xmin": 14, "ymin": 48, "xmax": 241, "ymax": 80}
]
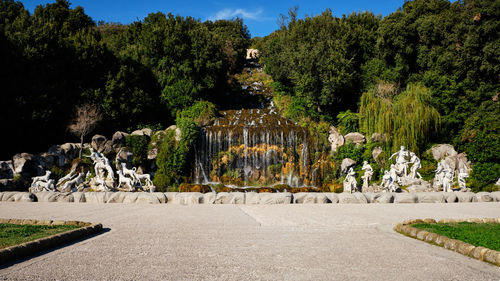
[{"xmin": 359, "ymin": 82, "xmax": 440, "ymax": 154}]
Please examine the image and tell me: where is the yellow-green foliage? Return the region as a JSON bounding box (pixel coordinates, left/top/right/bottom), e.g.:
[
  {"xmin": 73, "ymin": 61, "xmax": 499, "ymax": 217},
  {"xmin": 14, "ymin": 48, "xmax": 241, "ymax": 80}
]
[{"xmin": 359, "ymin": 82, "xmax": 440, "ymax": 154}]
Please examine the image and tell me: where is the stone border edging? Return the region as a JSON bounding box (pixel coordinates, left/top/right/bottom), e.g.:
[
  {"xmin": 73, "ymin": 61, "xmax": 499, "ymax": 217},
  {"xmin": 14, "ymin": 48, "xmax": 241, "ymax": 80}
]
[
  {"xmin": 0, "ymin": 191, "xmax": 499, "ymax": 204},
  {"xmin": 394, "ymin": 218, "xmax": 500, "ymax": 267},
  {"xmin": 0, "ymin": 218, "xmax": 103, "ymax": 265}
]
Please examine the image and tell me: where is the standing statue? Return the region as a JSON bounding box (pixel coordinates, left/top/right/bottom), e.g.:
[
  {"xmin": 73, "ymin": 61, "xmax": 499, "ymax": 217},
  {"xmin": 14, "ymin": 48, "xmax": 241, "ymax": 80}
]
[
  {"xmin": 408, "ymin": 152, "xmax": 422, "ymax": 179},
  {"xmin": 85, "ymin": 148, "xmax": 115, "ymax": 190},
  {"xmin": 442, "ymin": 169, "xmax": 454, "ymax": 192},
  {"xmin": 457, "ymin": 169, "xmax": 469, "ymax": 192},
  {"xmin": 381, "ymin": 170, "xmax": 398, "ymax": 192},
  {"xmin": 343, "ymin": 167, "xmax": 358, "ymax": 193},
  {"xmin": 389, "ymin": 146, "xmax": 409, "ymax": 177},
  {"xmin": 361, "ymin": 161, "xmax": 373, "ymax": 189}
]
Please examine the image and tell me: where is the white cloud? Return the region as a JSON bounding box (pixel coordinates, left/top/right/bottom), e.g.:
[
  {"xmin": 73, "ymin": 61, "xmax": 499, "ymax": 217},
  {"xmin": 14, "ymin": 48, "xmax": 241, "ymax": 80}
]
[{"xmin": 209, "ymin": 8, "xmax": 263, "ymax": 21}]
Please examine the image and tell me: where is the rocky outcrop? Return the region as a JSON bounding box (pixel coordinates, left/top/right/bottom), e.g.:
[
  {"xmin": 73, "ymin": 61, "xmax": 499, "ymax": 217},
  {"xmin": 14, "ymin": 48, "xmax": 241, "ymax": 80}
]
[
  {"xmin": 166, "ymin": 125, "xmax": 182, "ymax": 142},
  {"xmin": 0, "ymin": 161, "xmax": 14, "ymax": 179},
  {"xmin": 429, "ymin": 144, "xmax": 457, "ymax": 161},
  {"xmin": 372, "ymin": 147, "xmax": 383, "ymax": 161},
  {"xmin": 246, "ymin": 49, "xmax": 260, "ymax": 60},
  {"xmin": 328, "ymin": 126, "xmax": 344, "ymax": 152},
  {"xmin": 344, "ymin": 132, "xmax": 365, "ymax": 147},
  {"xmin": 13, "ymin": 153, "xmax": 43, "ymax": 178},
  {"xmin": 48, "ymin": 143, "xmax": 81, "ymax": 167},
  {"xmin": 131, "ymin": 128, "xmax": 152, "ymax": 137},
  {"xmin": 341, "ymin": 158, "xmax": 356, "ymax": 174},
  {"xmin": 370, "ymin": 133, "xmax": 384, "ymax": 143},
  {"xmin": 91, "ymin": 135, "xmax": 107, "ymax": 153}
]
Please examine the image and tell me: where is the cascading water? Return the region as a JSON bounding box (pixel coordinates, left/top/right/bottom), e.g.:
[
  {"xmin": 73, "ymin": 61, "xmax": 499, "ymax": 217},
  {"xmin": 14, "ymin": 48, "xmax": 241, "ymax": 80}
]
[{"xmin": 194, "ymin": 108, "xmax": 315, "ymax": 187}]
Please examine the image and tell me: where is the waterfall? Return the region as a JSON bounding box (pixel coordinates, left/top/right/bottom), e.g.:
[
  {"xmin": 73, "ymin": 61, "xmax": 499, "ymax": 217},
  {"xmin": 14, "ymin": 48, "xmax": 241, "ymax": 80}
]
[{"xmin": 194, "ymin": 109, "xmax": 313, "ymax": 187}]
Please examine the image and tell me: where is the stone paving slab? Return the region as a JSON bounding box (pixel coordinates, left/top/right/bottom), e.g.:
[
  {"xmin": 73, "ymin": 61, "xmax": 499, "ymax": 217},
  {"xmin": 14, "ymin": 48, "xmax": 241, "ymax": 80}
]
[{"xmin": 0, "ymin": 202, "xmax": 499, "ymax": 280}]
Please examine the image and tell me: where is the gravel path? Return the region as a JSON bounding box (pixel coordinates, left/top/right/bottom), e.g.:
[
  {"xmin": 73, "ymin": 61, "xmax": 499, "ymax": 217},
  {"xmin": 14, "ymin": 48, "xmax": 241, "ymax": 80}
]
[{"xmin": 0, "ymin": 202, "xmax": 499, "ymax": 280}]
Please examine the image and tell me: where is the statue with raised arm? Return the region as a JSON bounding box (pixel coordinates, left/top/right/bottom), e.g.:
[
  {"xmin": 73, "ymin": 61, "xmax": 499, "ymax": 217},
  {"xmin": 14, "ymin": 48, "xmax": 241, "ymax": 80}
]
[
  {"xmin": 361, "ymin": 161, "xmax": 373, "ymax": 189},
  {"xmin": 343, "ymin": 167, "xmax": 358, "ymax": 193},
  {"xmin": 389, "ymin": 146, "xmax": 409, "ymax": 177}
]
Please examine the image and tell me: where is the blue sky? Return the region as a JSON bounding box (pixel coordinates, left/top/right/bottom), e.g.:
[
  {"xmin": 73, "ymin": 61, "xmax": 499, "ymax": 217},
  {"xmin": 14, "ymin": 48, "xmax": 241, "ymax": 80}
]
[{"xmin": 22, "ymin": 0, "xmax": 406, "ymax": 37}]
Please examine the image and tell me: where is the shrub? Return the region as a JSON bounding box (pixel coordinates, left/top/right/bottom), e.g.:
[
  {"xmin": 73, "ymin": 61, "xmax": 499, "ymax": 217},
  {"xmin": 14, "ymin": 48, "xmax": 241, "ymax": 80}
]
[
  {"xmin": 336, "ymin": 110, "xmax": 359, "ymax": 134},
  {"xmin": 469, "ymin": 162, "xmax": 500, "ymax": 192},
  {"xmin": 125, "ymin": 135, "xmax": 149, "ymax": 167},
  {"xmin": 176, "ymin": 101, "xmax": 217, "ymax": 127},
  {"xmin": 153, "ymin": 117, "xmax": 199, "ymax": 190},
  {"xmin": 335, "ymin": 142, "xmax": 365, "ymax": 163}
]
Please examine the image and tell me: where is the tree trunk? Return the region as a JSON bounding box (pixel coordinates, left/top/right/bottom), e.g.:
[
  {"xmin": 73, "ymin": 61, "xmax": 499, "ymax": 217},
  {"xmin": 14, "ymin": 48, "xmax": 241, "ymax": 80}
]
[{"xmin": 79, "ymin": 134, "xmax": 84, "ymax": 159}]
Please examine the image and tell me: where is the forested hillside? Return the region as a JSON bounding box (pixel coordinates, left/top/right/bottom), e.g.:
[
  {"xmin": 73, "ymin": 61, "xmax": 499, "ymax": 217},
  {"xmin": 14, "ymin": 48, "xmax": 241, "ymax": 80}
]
[
  {"xmin": 0, "ymin": 0, "xmax": 250, "ymax": 158},
  {"xmin": 0, "ymin": 0, "xmax": 498, "ymax": 190}
]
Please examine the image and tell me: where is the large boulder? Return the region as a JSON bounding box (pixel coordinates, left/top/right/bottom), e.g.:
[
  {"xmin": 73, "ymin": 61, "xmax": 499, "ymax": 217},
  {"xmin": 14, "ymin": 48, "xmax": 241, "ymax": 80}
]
[
  {"xmin": 344, "ymin": 132, "xmax": 365, "ymax": 147},
  {"xmin": 115, "ymin": 147, "xmax": 133, "ymax": 169},
  {"xmin": 174, "ymin": 192, "xmax": 203, "ymax": 204},
  {"xmin": 201, "ymin": 192, "xmax": 216, "ymax": 204},
  {"xmin": 370, "ymin": 133, "xmax": 385, "ymax": 143},
  {"xmin": 292, "ymin": 193, "xmax": 327, "ymax": 204},
  {"xmin": 403, "ymin": 178, "xmax": 432, "ymax": 192},
  {"xmin": 214, "ymin": 192, "xmax": 245, "ymax": 204},
  {"xmin": 473, "ymin": 192, "xmax": 493, "ymax": 202},
  {"xmin": 131, "ymin": 128, "xmax": 152, "ymax": 138},
  {"xmin": 0, "ymin": 192, "xmax": 36, "ymax": 202},
  {"xmin": 136, "ymin": 192, "xmax": 161, "ymax": 204},
  {"xmin": 0, "ymin": 160, "xmax": 14, "ymax": 179},
  {"xmin": 337, "ymin": 193, "xmax": 368, "ymax": 204},
  {"xmin": 341, "ymin": 158, "xmax": 357, "ymax": 174},
  {"xmin": 372, "ymin": 147, "xmax": 383, "ymax": 162},
  {"xmin": 393, "ymin": 193, "xmax": 418, "ymax": 203},
  {"xmin": 148, "ymin": 131, "xmax": 166, "ymax": 160},
  {"xmin": 372, "ymin": 193, "xmax": 394, "ymax": 204},
  {"xmin": 429, "ymin": 144, "xmax": 457, "ymax": 161},
  {"xmin": 13, "ymin": 153, "xmax": 43, "ymax": 178},
  {"xmin": 260, "ymin": 193, "xmax": 292, "ymax": 204},
  {"xmin": 91, "ymin": 135, "xmax": 108, "ymax": 153},
  {"xmin": 166, "ymin": 125, "xmax": 182, "ymax": 142},
  {"xmin": 48, "ymin": 143, "xmax": 81, "ymax": 167},
  {"xmin": 416, "ymin": 192, "xmax": 446, "ymax": 203},
  {"xmin": 328, "ymin": 126, "xmax": 344, "ymax": 152},
  {"xmin": 324, "ymin": 193, "xmax": 339, "ymax": 203},
  {"xmin": 455, "ymin": 192, "xmax": 475, "ymax": 203}
]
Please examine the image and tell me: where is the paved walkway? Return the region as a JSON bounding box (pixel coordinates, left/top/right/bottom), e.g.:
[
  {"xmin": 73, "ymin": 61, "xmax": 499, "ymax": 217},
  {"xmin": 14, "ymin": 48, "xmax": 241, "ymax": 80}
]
[{"xmin": 0, "ymin": 202, "xmax": 499, "ymax": 280}]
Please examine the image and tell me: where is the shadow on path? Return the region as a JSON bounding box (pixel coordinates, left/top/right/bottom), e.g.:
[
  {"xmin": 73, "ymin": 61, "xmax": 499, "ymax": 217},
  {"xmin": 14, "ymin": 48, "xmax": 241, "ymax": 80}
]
[{"xmin": 0, "ymin": 227, "xmax": 110, "ymax": 269}]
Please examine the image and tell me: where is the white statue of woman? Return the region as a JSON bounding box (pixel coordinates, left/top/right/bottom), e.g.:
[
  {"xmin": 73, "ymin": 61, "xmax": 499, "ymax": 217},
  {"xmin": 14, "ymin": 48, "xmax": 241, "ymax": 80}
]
[
  {"xmin": 361, "ymin": 161, "xmax": 373, "ymax": 189},
  {"xmin": 408, "ymin": 152, "xmax": 422, "ymax": 179},
  {"xmin": 343, "ymin": 167, "xmax": 358, "ymax": 193}
]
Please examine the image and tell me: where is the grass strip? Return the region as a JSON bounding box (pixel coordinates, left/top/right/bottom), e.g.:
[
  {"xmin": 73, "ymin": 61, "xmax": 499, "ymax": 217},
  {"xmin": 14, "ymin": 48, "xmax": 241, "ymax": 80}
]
[
  {"xmin": 412, "ymin": 222, "xmax": 500, "ymax": 251},
  {"xmin": 0, "ymin": 223, "xmax": 80, "ymax": 249}
]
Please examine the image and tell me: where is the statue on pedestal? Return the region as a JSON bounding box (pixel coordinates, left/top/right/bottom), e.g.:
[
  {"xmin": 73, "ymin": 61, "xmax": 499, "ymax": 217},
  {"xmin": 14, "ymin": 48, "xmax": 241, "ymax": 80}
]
[
  {"xmin": 343, "ymin": 167, "xmax": 358, "ymax": 193},
  {"xmin": 361, "ymin": 161, "xmax": 373, "ymax": 189}
]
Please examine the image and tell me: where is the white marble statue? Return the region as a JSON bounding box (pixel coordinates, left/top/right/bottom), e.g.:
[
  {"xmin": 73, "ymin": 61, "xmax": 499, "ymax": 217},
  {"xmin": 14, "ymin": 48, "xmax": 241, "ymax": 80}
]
[
  {"xmin": 117, "ymin": 169, "xmax": 135, "ymax": 191},
  {"xmin": 85, "ymin": 148, "xmax": 115, "ymax": 189},
  {"xmin": 343, "ymin": 167, "xmax": 358, "ymax": 193},
  {"xmin": 389, "ymin": 146, "xmax": 409, "ymax": 177},
  {"xmin": 442, "ymin": 169, "xmax": 454, "ymax": 192},
  {"xmin": 408, "ymin": 152, "xmax": 422, "ymax": 179},
  {"xmin": 361, "ymin": 161, "xmax": 373, "ymax": 189},
  {"xmin": 381, "ymin": 170, "xmax": 398, "ymax": 192},
  {"xmin": 31, "ymin": 170, "xmax": 51, "ymax": 187},
  {"xmin": 32, "ymin": 179, "xmax": 55, "ymax": 192},
  {"xmin": 56, "ymin": 167, "xmax": 76, "ymax": 186},
  {"xmin": 457, "ymin": 169, "xmax": 469, "ymax": 191},
  {"xmin": 59, "ymin": 172, "xmax": 84, "ymax": 192}
]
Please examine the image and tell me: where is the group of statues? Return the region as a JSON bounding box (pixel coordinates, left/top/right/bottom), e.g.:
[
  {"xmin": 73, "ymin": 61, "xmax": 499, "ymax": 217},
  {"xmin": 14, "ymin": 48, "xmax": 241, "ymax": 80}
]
[
  {"xmin": 433, "ymin": 160, "xmax": 469, "ymax": 192},
  {"xmin": 343, "ymin": 146, "xmax": 470, "ymax": 193},
  {"xmin": 30, "ymin": 148, "xmax": 154, "ymax": 193}
]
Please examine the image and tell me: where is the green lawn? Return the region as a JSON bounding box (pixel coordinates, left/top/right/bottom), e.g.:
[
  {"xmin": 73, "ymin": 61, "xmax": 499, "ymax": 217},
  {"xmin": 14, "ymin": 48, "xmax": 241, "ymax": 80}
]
[
  {"xmin": 412, "ymin": 222, "xmax": 500, "ymax": 251},
  {"xmin": 0, "ymin": 223, "xmax": 80, "ymax": 249}
]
